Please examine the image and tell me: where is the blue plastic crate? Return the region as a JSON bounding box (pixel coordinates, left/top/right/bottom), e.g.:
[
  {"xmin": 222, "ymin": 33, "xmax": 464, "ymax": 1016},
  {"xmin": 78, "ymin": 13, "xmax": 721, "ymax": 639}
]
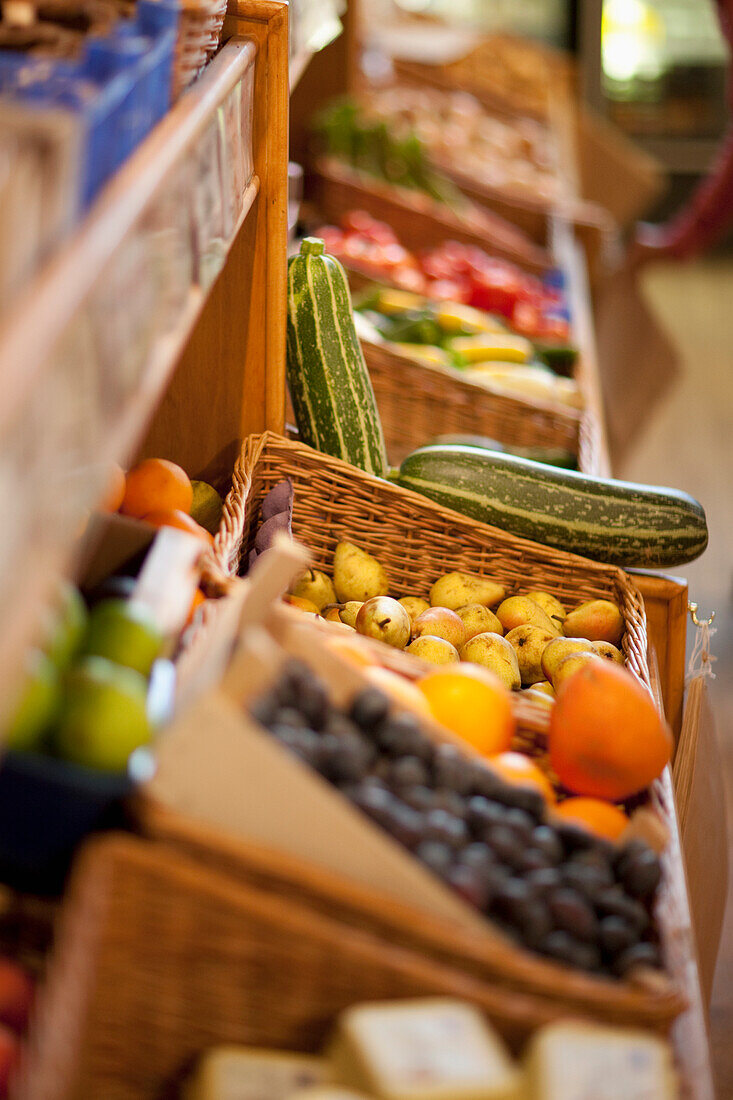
[{"xmin": 0, "ymin": 0, "xmax": 177, "ymax": 209}]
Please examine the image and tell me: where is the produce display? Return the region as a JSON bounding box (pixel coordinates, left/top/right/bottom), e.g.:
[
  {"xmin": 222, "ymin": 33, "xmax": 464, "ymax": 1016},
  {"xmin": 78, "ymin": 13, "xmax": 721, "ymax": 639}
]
[
  {"xmin": 393, "ymin": 444, "xmax": 709, "ymax": 568},
  {"xmin": 354, "ymin": 284, "xmax": 581, "ymax": 411},
  {"xmin": 353, "ymin": 84, "xmax": 560, "ymax": 206},
  {"xmin": 112, "ymin": 457, "xmax": 223, "ymax": 543},
  {"xmin": 286, "ymin": 541, "xmax": 629, "ymax": 704},
  {"xmin": 316, "ymin": 213, "xmax": 572, "ymax": 342},
  {"xmin": 312, "ymin": 100, "xmax": 469, "ymax": 211},
  {"xmin": 286, "ymin": 238, "xmax": 388, "ymax": 478},
  {"xmin": 185, "ymin": 1000, "xmax": 677, "ymax": 1099},
  {"xmin": 250, "ymin": 657, "xmax": 667, "ymax": 976}
]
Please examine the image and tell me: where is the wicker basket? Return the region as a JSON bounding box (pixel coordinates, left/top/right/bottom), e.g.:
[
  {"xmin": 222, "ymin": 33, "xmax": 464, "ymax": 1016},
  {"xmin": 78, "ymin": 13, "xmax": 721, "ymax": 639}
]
[
  {"xmin": 213, "ymin": 432, "xmax": 650, "ymax": 690},
  {"xmin": 361, "ymin": 338, "xmax": 584, "ymax": 468},
  {"xmin": 17, "ymin": 829, "xmax": 600, "ymax": 1100},
  {"xmin": 171, "ymin": 0, "xmax": 227, "ymax": 100}
]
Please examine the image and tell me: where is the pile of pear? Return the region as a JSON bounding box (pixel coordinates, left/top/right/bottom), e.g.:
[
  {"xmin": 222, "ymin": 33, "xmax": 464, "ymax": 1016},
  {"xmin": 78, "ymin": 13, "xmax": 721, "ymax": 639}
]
[{"xmin": 286, "ymin": 541, "xmax": 625, "ymax": 703}]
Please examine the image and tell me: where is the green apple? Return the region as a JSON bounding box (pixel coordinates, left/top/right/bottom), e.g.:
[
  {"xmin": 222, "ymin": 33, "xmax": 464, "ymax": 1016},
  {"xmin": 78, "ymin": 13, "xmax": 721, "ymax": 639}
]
[
  {"xmin": 83, "ymin": 599, "xmax": 164, "ymax": 676},
  {"xmin": 5, "ymin": 650, "xmax": 60, "ymax": 752},
  {"xmin": 54, "ymin": 657, "xmax": 151, "ymax": 771},
  {"xmin": 45, "ymin": 582, "xmax": 88, "ymax": 670}
]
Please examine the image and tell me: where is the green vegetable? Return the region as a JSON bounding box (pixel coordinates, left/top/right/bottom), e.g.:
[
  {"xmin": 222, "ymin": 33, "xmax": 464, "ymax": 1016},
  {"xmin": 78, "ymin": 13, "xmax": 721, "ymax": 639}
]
[
  {"xmin": 286, "ymin": 238, "xmax": 388, "ymax": 478},
  {"xmin": 394, "ymin": 444, "xmax": 708, "ymax": 568}
]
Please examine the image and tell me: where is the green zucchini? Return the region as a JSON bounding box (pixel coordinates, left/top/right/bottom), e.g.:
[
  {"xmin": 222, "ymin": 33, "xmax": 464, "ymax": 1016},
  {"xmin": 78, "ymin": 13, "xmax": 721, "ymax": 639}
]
[
  {"xmin": 394, "ymin": 444, "xmax": 708, "ymax": 568},
  {"xmin": 287, "ymin": 238, "xmax": 388, "ymax": 478}
]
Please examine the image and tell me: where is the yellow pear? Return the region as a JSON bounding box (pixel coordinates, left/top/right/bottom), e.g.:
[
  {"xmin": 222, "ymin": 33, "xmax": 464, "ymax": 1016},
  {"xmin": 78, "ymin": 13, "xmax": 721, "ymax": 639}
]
[
  {"xmin": 563, "ymin": 599, "xmax": 624, "ymax": 645},
  {"xmin": 592, "ymin": 640, "xmax": 624, "ymax": 664},
  {"xmin": 399, "ymin": 596, "xmax": 430, "ymax": 625},
  {"xmin": 460, "ymin": 632, "xmax": 521, "ymax": 691},
  {"xmin": 338, "ymin": 602, "xmax": 363, "ymax": 628},
  {"xmin": 289, "ymin": 568, "xmax": 337, "ymax": 611},
  {"xmin": 455, "ymin": 603, "xmax": 503, "ymax": 640},
  {"xmin": 531, "ymin": 680, "xmax": 555, "ymax": 697},
  {"xmin": 525, "ymin": 589, "xmax": 566, "ymax": 627},
  {"xmin": 356, "ymin": 597, "xmax": 410, "ymax": 649},
  {"xmin": 552, "ymin": 651, "xmax": 601, "ymax": 692},
  {"xmin": 407, "ymin": 635, "xmax": 460, "ymax": 665},
  {"xmin": 429, "ymin": 571, "xmax": 505, "ymax": 611},
  {"xmin": 412, "ymin": 607, "xmax": 467, "ymax": 649},
  {"xmin": 505, "ymin": 624, "xmax": 556, "ymax": 685},
  {"xmin": 333, "ymin": 541, "xmax": 389, "ymax": 603},
  {"xmin": 541, "ymin": 636, "xmax": 596, "ymax": 683},
  {"xmin": 496, "ymin": 596, "xmax": 560, "ymax": 636}
]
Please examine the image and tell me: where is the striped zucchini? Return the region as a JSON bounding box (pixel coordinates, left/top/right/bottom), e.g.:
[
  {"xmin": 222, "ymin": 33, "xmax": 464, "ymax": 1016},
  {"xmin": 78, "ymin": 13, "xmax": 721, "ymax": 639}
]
[
  {"xmin": 286, "ymin": 238, "xmax": 388, "ymax": 478},
  {"xmin": 394, "ymin": 444, "xmax": 708, "ymax": 568}
]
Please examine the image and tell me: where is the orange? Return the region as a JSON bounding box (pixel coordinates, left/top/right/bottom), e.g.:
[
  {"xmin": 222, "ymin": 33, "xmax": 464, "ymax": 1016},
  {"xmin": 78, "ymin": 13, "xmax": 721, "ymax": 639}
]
[
  {"xmin": 554, "ymin": 797, "xmax": 629, "ymax": 842},
  {"xmin": 488, "ymin": 751, "xmax": 555, "ymax": 805},
  {"xmin": 100, "ymin": 463, "xmax": 126, "ymax": 512},
  {"xmin": 120, "ymin": 458, "xmax": 192, "ymax": 519},
  {"xmin": 366, "ymin": 666, "xmax": 432, "ymax": 719},
  {"xmin": 186, "ymin": 588, "xmax": 206, "ymax": 626},
  {"xmin": 549, "ymin": 659, "xmax": 672, "ymax": 801},
  {"xmin": 141, "ymin": 509, "xmax": 214, "ymax": 546},
  {"xmin": 417, "ymin": 665, "xmax": 515, "ymax": 757}
]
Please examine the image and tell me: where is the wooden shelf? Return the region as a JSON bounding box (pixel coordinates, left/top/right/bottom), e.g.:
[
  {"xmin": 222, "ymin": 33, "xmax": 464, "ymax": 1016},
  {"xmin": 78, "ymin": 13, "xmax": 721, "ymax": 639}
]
[{"xmin": 0, "ymin": 2, "xmax": 290, "ymax": 721}]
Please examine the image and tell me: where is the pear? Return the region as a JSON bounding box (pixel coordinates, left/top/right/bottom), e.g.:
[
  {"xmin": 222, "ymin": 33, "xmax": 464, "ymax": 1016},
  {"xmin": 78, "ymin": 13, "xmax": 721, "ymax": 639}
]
[
  {"xmin": 412, "ymin": 607, "xmax": 467, "ymax": 650},
  {"xmin": 564, "ymin": 599, "xmax": 624, "ymax": 645},
  {"xmin": 552, "ymin": 651, "xmax": 601, "ymax": 692},
  {"xmin": 525, "ymin": 590, "xmax": 566, "ymax": 627},
  {"xmin": 289, "ymin": 568, "xmax": 337, "ymax": 611},
  {"xmin": 283, "ymin": 595, "xmax": 321, "ymax": 615},
  {"xmin": 541, "ymin": 637, "xmax": 596, "ymax": 683},
  {"xmin": 496, "ymin": 596, "xmax": 560, "ymax": 636},
  {"xmin": 429, "ymin": 571, "xmax": 505, "ymax": 611},
  {"xmin": 333, "ymin": 541, "xmax": 389, "ymax": 603},
  {"xmin": 460, "ymin": 632, "xmax": 520, "ymax": 691},
  {"xmin": 505, "ymin": 625, "xmax": 556, "ymax": 685},
  {"xmin": 399, "ymin": 596, "xmax": 430, "ymax": 625},
  {"xmin": 338, "ymin": 602, "xmax": 363, "ymax": 629},
  {"xmin": 456, "ymin": 603, "xmax": 503, "ymax": 640},
  {"xmin": 592, "ymin": 640, "xmax": 624, "ymax": 664},
  {"xmin": 531, "ymin": 680, "xmax": 555, "ymax": 697},
  {"xmin": 356, "ymin": 597, "xmax": 410, "ymax": 649},
  {"xmin": 407, "ymin": 635, "xmax": 460, "ymax": 665}
]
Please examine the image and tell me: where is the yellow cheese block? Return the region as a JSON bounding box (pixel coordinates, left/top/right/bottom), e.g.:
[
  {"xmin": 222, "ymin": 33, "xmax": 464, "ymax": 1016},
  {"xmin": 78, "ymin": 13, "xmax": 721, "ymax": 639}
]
[
  {"xmin": 525, "ymin": 1022, "xmax": 678, "ymax": 1100},
  {"xmin": 327, "ymin": 998, "xmax": 523, "ymax": 1100},
  {"xmin": 184, "ymin": 1047, "xmax": 331, "ymax": 1100}
]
